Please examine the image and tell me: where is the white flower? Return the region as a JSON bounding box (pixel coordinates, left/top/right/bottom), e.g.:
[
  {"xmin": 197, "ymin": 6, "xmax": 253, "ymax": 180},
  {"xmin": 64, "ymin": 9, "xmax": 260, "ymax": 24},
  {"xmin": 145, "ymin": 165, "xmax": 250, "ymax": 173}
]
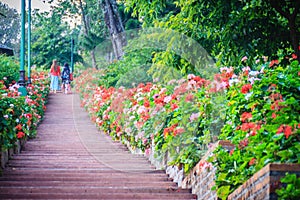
[
  {"xmin": 129, "ymin": 116, "xmax": 135, "ymax": 121},
  {"xmin": 137, "ymin": 106, "xmax": 147, "ymax": 115},
  {"xmin": 163, "ymin": 96, "xmax": 172, "ymax": 103},
  {"xmin": 137, "ymin": 97, "xmax": 144, "ymax": 102},
  {"xmin": 9, "ymin": 104, "xmax": 14, "ymax": 108},
  {"xmin": 125, "ymin": 127, "xmax": 132, "ymax": 134},
  {"xmin": 4, "ymin": 115, "xmax": 9, "ymax": 119},
  {"xmin": 187, "ymin": 74, "xmax": 195, "ymax": 79},
  {"xmin": 229, "ymin": 78, "xmax": 239, "ymax": 86},
  {"xmin": 159, "ymin": 88, "xmax": 167, "ymax": 95},
  {"xmin": 245, "ymin": 92, "xmax": 253, "ymax": 100},
  {"xmin": 249, "ymin": 71, "xmax": 259, "ymax": 76}
]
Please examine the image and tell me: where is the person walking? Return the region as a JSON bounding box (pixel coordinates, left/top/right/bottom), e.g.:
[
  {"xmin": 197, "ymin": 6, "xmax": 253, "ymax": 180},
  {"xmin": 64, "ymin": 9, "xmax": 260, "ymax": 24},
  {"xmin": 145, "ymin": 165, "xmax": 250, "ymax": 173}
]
[
  {"xmin": 50, "ymin": 59, "xmax": 61, "ymax": 93},
  {"xmin": 61, "ymin": 63, "xmax": 71, "ymax": 94}
]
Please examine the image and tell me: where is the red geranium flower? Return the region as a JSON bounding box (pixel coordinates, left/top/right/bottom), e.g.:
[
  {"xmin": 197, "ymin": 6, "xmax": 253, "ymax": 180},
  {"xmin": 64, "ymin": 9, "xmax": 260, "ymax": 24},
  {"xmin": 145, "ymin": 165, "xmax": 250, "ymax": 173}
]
[
  {"xmin": 241, "ymin": 84, "xmax": 252, "ymax": 94},
  {"xmin": 249, "ymin": 158, "xmax": 256, "ymax": 166},
  {"xmin": 15, "ymin": 124, "xmax": 23, "ymax": 131},
  {"xmin": 144, "ymin": 99, "xmax": 150, "ymax": 108},
  {"xmin": 241, "ymin": 112, "xmax": 252, "ymax": 122},
  {"xmin": 17, "ymin": 131, "xmax": 25, "ymax": 139},
  {"xmin": 171, "ymin": 103, "xmax": 178, "ymax": 111},
  {"xmin": 277, "ymin": 125, "xmax": 293, "ymax": 139},
  {"xmin": 269, "ymin": 59, "xmax": 279, "ymax": 67}
]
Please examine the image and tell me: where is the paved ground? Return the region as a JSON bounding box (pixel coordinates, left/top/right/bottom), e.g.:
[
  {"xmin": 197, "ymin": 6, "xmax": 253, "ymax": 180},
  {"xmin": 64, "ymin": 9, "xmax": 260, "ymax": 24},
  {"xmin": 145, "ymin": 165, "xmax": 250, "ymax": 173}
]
[{"xmin": 0, "ymin": 93, "xmax": 194, "ymax": 199}]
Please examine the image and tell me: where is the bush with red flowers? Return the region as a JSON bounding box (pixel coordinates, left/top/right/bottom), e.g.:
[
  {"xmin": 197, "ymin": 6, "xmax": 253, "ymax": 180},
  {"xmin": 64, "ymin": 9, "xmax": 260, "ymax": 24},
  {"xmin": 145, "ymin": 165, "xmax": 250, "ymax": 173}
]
[{"xmin": 0, "ymin": 65, "xmax": 50, "ymax": 151}]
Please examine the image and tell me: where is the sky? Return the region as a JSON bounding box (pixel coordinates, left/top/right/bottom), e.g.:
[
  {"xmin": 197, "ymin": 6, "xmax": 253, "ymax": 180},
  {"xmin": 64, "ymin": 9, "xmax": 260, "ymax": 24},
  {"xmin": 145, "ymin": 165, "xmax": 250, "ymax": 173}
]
[{"xmin": 1, "ymin": 0, "xmax": 53, "ymax": 13}]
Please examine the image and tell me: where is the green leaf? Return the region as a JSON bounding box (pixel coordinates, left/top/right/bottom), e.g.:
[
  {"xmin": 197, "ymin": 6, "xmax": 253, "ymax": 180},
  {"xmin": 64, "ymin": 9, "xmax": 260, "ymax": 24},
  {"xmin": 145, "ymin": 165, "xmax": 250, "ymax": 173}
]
[
  {"xmin": 281, "ymin": 173, "xmax": 297, "ymax": 183},
  {"xmin": 217, "ymin": 185, "xmax": 231, "ymax": 200},
  {"xmin": 277, "ymin": 149, "xmax": 294, "ymax": 159}
]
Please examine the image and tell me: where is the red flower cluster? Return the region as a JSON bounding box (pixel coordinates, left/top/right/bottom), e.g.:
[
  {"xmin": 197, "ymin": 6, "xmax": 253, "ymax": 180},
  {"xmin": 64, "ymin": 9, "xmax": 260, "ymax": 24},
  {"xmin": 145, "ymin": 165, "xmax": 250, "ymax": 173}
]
[
  {"xmin": 240, "ymin": 112, "xmax": 252, "ymax": 122},
  {"xmin": 16, "ymin": 131, "xmax": 25, "ymax": 139},
  {"xmin": 277, "ymin": 125, "xmax": 293, "ymax": 139},
  {"xmin": 240, "ymin": 122, "xmax": 261, "ymax": 136},
  {"xmin": 241, "ymin": 84, "xmax": 252, "ymax": 94},
  {"xmin": 163, "ymin": 124, "xmax": 178, "ymax": 138},
  {"xmin": 239, "ymin": 138, "xmax": 249, "ymax": 149},
  {"xmin": 269, "ymin": 59, "xmax": 279, "ymax": 67}
]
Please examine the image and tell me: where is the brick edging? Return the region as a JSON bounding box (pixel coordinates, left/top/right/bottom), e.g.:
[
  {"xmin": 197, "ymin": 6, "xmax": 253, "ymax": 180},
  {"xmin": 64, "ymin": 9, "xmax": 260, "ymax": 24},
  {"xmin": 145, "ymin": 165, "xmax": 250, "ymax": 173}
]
[{"xmin": 228, "ymin": 163, "xmax": 300, "ymax": 200}]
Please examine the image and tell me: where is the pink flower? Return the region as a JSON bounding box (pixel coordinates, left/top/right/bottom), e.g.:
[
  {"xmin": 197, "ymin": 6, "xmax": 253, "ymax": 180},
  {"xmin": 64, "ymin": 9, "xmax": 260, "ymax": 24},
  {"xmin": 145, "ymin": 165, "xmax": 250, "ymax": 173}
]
[
  {"xmin": 145, "ymin": 148, "xmax": 151, "ymax": 156},
  {"xmin": 174, "ymin": 127, "xmax": 185, "ymax": 136},
  {"xmin": 241, "ymin": 56, "xmax": 248, "ymax": 62},
  {"xmin": 190, "ymin": 112, "xmax": 200, "ymax": 122}
]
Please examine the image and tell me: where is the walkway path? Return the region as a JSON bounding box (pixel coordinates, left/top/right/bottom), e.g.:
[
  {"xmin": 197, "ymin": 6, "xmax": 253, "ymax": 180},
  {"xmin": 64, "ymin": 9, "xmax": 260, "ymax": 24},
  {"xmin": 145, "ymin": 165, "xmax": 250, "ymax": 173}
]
[{"xmin": 0, "ymin": 93, "xmax": 194, "ymax": 199}]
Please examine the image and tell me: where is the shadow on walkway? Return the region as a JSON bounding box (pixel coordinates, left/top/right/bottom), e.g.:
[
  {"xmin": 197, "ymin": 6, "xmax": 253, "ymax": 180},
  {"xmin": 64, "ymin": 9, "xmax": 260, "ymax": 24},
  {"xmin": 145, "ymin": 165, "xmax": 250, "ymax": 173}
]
[{"xmin": 0, "ymin": 93, "xmax": 194, "ymax": 199}]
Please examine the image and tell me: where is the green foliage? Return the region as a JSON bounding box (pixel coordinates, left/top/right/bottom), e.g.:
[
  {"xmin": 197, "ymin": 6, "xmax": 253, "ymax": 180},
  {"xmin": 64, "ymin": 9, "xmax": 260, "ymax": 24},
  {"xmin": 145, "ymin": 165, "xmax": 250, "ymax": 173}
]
[
  {"xmin": 276, "ymin": 173, "xmax": 300, "ymax": 200},
  {"xmin": 123, "ymin": 0, "xmax": 298, "ymax": 67},
  {"xmin": 0, "ymin": 96, "xmax": 24, "ymax": 150},
  {"xmin": 77, "ymin": 0, "xmax": 107, "ymax": 52},
  {"xmin": 0, "ymin": 55, "xmax": 19, "ymax": 86},
  {"xmin": 212, "ymin": 58, "xmax": 300, "ymax": 199},
  {"xmin": 31, "ymin": 9, "xmax": 82, "ymax": 68}
]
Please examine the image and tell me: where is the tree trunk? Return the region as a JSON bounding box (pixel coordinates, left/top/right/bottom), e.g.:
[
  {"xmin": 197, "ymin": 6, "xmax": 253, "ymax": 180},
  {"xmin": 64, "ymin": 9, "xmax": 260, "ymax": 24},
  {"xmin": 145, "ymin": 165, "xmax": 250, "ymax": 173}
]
[
  {"xmin": 91, "ymin": 49, "xmax": 98, "ymax": 69},
  {"xmin": 79, "ymin": 0, "xmax": 98, "ymax": 69},
  {"xmin": 101, "ymin": 0, "xmax": 126, "ymax": 60}
]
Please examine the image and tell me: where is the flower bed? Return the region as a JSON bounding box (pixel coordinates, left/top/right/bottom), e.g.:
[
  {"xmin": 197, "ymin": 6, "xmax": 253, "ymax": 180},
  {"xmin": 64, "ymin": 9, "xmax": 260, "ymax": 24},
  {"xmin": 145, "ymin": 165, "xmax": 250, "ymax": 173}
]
[
  {"xmin": 76, "ymin": 56, "xmax": 300, "ymax": 199},
  {"xmin": 0, "ymin": 70, "xmax": 50, "ymax": 169}
]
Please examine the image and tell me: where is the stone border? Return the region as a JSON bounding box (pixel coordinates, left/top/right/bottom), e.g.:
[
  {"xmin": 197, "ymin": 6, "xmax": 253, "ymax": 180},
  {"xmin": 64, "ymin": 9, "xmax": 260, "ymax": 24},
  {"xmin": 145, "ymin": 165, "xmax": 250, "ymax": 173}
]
[
  {"xmin": 180, "ymin": 140, "xmax": 234, "ymax": 199},
  {"xmin": 0, "ymin": 138, "xmax": 26, "ymax": 169},
  {"xmin": 146, "ymin": 140, "xmax": 234, "ymax": 199}
]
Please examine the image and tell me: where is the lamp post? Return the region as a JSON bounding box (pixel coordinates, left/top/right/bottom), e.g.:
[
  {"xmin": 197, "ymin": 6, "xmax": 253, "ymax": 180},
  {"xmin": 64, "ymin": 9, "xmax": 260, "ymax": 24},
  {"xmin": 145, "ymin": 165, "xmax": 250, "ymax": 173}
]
[
  {"xmin": 71, "ymin": 36, "xmax": 74, "ymax": 73},
  {"xmin": 27, "ymin": 0, "xmax": 32, "ymax": 85},
  {"xmin": 18, "ymin": 0, "xmax": 27, "ymax": 96}
]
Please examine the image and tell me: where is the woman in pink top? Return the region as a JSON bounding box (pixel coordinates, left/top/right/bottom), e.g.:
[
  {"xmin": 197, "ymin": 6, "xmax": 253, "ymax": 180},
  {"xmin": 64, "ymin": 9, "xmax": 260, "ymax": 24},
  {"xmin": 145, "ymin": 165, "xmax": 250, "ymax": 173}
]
[{"xmin": 50, "ymin": 59, "xmax": 61, "ymax": 93}]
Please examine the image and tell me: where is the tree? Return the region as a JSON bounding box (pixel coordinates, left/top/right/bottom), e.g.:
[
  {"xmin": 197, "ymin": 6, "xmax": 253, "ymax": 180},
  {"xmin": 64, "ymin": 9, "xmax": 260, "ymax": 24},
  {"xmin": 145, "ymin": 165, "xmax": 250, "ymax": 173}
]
[
  {"xmin": 56, "ymin": 0, "xmax": 108, "ymax": 69},
  {"xmin": 30, "ymin": 9, "xmax": 82, "ymax": 68},
  {"xmin": 101, "ymin": 0, "xmax": 126, "ymax": 60},
  {"xmin": 0, "ymin": 2, "xmax": 20, "ymax": 54},
  {"xmin": 78, "ymin": 0, "xmax": 106, "ymax": 69},
  {"xmin": 123, "ymin": 0, "xmax": 299, "ymax": 67}
]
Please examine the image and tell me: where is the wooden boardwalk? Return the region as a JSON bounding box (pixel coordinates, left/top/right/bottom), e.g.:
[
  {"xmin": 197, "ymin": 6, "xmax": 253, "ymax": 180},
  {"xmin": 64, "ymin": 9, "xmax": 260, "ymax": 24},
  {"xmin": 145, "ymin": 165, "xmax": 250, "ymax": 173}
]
[{"xmin": 0, "ymin": 93, "xmax": 194, "ymax": 199}]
